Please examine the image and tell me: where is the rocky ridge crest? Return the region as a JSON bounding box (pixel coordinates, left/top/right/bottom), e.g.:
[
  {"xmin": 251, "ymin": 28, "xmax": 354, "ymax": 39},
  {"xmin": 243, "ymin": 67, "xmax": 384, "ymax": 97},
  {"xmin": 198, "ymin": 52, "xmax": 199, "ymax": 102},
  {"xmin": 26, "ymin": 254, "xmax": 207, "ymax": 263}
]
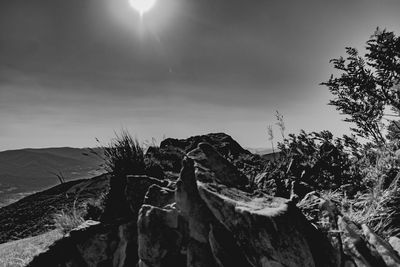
[{"xmin": 27, "ymin": 133, "xmax": 400, "ymax": 267}]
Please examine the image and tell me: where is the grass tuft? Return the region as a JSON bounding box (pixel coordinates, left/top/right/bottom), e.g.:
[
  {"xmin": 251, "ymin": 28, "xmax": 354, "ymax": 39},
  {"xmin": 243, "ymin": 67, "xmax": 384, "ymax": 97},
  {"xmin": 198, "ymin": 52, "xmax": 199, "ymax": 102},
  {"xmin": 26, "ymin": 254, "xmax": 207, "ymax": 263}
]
[{"xmin": 53, "ymin": 210, "xmax": 85, "ymax": 234}]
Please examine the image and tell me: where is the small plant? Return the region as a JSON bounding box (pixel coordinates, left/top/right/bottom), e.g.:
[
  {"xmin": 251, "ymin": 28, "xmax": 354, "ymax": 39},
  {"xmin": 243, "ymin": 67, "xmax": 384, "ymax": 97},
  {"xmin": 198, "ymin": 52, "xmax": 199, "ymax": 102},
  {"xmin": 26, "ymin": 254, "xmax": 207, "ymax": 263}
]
[
  {"xmin": 83, "ymin": 193, "xmax": 107, "ymax": 221},
  {"xmin": 104, "ymin": 129, "xmax": 146, "ymax": 177},
  {"xmin": 267, "ymin": 125, "xmax": 275, "ymax": 156},
  {"xmin": 53, "ymin": 210, "xmax": 85, "ymax": 234},
  {"xmin": 100, "ymin": 130, "xmax": 147, "ymax": 222},
  {"xmin": 275, "ymin": 110, "xmax": 286, "ymax": 140},
  {"xmin": 49, "ymin": 170, "xmax": 65, "ymax": 184}
]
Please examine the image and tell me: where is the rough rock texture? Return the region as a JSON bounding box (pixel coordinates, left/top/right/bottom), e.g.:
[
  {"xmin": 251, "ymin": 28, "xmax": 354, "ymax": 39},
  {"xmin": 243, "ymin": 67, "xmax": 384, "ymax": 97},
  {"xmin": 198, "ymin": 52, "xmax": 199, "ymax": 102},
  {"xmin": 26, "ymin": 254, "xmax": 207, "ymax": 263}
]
[
  {"xmin": 187, "ymin": 142, "xmax": 249, "ymax": 189},
  {"xmin": 146, "ymin": 133, "xmax": 266, "ymax": 177},
  {"xmin": 27, "ymin": 220, "xmax": 137, "ymax": 267},
  {"xmin": 27, "ymin": 135, "xmax": 400, "ymax": 267},
  {"xmin": 299, "ymin": 191, "xmax": 400, "ymax": 267},
  {"xmin": 161, "ymin": 133, "xmax": 252, "ymax": 158},
  {"xmin": 389, "ymin": 236, "xmax": 400, "ymax": 256},
  {"xmin": 140, "ymin": 143, "xmax": 337, "ymax": 267},
  {"xmin": 28, "ymin": 175, "xmax": 167, "ymax": 267}
]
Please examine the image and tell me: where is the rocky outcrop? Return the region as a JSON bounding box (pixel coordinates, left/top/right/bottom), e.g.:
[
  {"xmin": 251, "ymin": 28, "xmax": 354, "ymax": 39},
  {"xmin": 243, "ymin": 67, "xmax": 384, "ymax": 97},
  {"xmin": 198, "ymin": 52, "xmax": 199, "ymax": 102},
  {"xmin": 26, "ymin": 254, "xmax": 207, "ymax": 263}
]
[
  {"xmin": 138, "ymin": 143, "xmax": 337, "ymax": 267},
  {"xmin": 27, "ymin": 136, "xmax": 400, "ymax": 267},
  {"xmin": 160, "ymin": 133, "xmax": 251, "ymax": 158},
  {"xmin": 146, "ymin": 133, "xmax": 266, "ymax": 177}
]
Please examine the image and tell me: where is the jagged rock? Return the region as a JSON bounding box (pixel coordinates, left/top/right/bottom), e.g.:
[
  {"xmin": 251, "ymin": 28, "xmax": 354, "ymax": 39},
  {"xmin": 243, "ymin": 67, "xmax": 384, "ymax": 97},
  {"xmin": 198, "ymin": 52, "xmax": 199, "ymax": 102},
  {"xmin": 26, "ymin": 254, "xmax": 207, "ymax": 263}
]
[
  {"xmin": 298, "ymin": 192, "xmax": 342, "ymax": 265},
  {"xmin": 389, "ymin": 236, "xmax": 400, "ymax": 256},
  {"xmin": 143, "ymin": 184, "xmax": 175, "ymax": 207},
  {"xmin": 125, "ymin": 175, "xmax": 169, "ymax": 218},
  {"xmin": 27, "ymin": 220, "xmax": 137, "ymax": 267},
  {"xmin": 161, "ymin": 133, "xmax": 251, "ymax": 158},
  {"xmin": 138, "ymin": 204, "xmax": 184, "ymax": 267},
  {"xmin": 176, "ymin": 157, "xmax": 217, "ymax": 267},
  {"xmin": 338, "ymin": 216, "xmax": 387, "ymax": 267},
  {"xmin": 145, "ymin": 161, "xmax": 165, "ymax": 180},
  {"xmin": 198, "ymin": 181, "xmax": 339, "ymax": 267},
  {"xmin": 178, "ymin": 145, "xmax": 337, "ymax": 267},
  {"xmin": 362, "ymin": 224, "xmax": 400, "ymax": 267},
  {"xmin": 147, "ymin": 133, "xmax": 266, "ymax": 176},
  {"xmin": 138, "ymin": 182, "xmax": 186, "ymax": 267},
  {"xmin": 186, "ymin": 142, "xmax": 248, "ymax": 189}
]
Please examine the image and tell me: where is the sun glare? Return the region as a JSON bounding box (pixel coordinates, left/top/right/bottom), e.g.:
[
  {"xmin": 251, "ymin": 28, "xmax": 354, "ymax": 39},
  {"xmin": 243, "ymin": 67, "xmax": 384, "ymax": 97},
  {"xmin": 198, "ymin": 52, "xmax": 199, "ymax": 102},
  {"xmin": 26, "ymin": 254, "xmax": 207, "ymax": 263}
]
[{"xmin": 129, "ymin": 0, "xmax": 157, "ymax": 16}]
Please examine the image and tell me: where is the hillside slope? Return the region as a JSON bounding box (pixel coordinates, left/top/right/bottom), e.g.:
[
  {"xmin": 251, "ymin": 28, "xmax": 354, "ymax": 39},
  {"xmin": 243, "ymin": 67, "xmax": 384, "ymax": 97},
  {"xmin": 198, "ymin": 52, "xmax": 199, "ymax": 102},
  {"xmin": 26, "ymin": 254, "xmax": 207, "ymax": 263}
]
[
  {"xmin": 0, "ymin": 173, "xmax": 110, "ymax": 244},
  {"xmin": 0, "ymin": 147, "xmax": 104, "ymax": 207}
]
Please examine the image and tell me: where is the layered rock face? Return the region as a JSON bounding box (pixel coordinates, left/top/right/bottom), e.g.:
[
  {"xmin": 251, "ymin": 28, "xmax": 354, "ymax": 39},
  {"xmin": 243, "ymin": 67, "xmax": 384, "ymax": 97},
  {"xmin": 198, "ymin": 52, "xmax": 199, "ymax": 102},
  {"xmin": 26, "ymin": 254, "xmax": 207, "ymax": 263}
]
[{"xmin": 27, "ymin": 134, "xmax": 400, "ymax": 267}]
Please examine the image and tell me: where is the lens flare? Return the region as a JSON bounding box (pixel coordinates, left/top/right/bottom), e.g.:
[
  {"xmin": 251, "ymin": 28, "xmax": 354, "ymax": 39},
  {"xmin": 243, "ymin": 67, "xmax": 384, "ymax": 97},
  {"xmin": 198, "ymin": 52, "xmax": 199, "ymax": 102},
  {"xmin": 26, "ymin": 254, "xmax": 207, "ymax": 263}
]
[{"xmin": 129, "ymin": 0, "xmax": 157, "ymax": 16}]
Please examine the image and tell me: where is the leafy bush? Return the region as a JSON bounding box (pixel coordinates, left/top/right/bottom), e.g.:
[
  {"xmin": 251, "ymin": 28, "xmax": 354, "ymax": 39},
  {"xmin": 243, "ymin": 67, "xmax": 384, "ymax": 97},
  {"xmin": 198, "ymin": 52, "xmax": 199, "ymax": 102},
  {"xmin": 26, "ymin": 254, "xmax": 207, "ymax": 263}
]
[
  {"xmin": 262, "ymin": 130, "xmax": 364, "ymax": 197},
  {"xmin": 339, "ymin": 143, "xmax": 400, "ymax": 237},
  {"xmin": 322, "ymin": 28, "xmax": 400, "ymax": 145}
]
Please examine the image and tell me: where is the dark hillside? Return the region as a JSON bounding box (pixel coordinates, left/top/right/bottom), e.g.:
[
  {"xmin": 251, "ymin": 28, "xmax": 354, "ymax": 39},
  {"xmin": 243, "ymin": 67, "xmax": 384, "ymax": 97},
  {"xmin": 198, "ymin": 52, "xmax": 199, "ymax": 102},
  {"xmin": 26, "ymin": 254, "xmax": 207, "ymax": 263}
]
[{"xmin": 0, "ymin": 174, "xmax": 110, "ymax": 244}]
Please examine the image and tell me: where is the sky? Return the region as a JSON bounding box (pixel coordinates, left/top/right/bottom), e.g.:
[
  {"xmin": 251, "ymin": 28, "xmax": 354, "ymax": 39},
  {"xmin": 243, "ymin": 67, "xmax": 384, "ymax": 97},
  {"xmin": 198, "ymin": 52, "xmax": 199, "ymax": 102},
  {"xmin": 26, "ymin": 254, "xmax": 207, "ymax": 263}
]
[{"xmin": 1, "ymin": 0, "xmax": 400, "ymax": 151}]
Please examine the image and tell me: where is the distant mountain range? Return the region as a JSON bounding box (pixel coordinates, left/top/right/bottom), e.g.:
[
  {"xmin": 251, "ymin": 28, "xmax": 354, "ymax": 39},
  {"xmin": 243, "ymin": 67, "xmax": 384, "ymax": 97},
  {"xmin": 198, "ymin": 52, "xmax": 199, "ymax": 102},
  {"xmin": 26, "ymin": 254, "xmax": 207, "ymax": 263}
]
[{"xmin": 0, "ymin": 147, "xmax": 105, "ymax": 207}]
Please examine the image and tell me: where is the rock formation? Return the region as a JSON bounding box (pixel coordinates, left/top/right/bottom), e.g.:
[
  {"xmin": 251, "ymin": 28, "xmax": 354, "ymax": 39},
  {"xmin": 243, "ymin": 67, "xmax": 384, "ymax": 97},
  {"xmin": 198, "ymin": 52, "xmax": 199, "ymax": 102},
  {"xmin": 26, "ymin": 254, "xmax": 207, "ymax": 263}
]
[{"xmin": 27, "ymin": 133, "xmax": 400, "ymax": 267}]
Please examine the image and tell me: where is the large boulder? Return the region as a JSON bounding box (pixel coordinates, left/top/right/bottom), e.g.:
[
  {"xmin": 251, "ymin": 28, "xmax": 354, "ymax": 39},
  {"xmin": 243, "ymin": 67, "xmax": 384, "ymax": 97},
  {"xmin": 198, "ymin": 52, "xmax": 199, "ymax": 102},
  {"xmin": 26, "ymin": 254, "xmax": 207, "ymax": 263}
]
[
  {"xmin": 186, "ymin": 142, "xmax": 249, "ymax": 189},
  {"xmin": 137, "ymin": 185, "xmax": 185, "ymax": 267}
]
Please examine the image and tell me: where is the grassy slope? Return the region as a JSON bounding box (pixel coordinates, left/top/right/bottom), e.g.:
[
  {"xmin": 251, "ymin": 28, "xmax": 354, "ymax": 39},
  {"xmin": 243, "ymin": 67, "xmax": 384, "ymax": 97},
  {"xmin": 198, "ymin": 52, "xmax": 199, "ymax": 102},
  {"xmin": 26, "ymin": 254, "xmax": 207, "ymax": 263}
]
[
  {"xmin": 0, "ymin": 147, "xmax": 104, "ymax": 207},
  {"xmin": 0, "ymin": 174, "xmax": 110, "ymax": 244},
  {"xmin": 0, "ymin": 230, "xmax": 62, "ymax": 267}
]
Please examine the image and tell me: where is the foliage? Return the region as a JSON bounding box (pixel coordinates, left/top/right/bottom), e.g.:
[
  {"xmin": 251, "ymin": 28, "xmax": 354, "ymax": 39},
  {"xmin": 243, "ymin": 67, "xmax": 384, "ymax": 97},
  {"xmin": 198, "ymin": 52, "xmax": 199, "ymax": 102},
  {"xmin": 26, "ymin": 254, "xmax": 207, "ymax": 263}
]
[
  {"xmin": 263, "ymin": 130, "xmax": 364, "ymax": 196},
  {"xmin": 53, "ymin": 210, "xmax": 85, "ymax": 234},
  {"xmin": 275, "ymin": 110, "xmax": 286, "ymax": 139},
  {"xmin": 267, "ymin": 125, "xmax": 275, "ymax": 155},
  {"xmin": 103, "ymin": 130, "xmax": 146, "ymax": 177},
  {"xmin": 83, "ymin": 193, "xmax": 107, "ymax": 221},
  {"xmin": 316, "ymin": 28, "xmax": 400, "ymax": 237},
  {"xmin": 0, "ymin": 230, "xmax": 62, "ymax": 267},
  {"xmin": 322, "ymin": 28, "xmax": 400, "ymax": 145}
]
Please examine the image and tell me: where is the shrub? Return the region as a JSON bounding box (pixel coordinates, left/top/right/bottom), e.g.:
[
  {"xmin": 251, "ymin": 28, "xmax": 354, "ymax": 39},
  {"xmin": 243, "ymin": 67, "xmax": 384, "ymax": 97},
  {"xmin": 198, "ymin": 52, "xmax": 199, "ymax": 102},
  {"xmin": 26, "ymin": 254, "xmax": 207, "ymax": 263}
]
[
  {"xmin": 100, "ymin": 130, "xmax": 146, "ymax": 222},
  {"xmin": 262, "ymin": 130, "xmax": 364, "ymax": 197},
  {"xmin": 104, "ymin": 130, "xmax": 146, "ymax": 177},
  {"xmin": 83, "ymin": 193, "xmax": 107, "ymax": 221},
  {"xmin": 53, "ymin": 210, "xmax": 85, "ymax": 234},
  {"xmin": 342, "ymin": 143, "xmax": 400, "ymax": 237}
]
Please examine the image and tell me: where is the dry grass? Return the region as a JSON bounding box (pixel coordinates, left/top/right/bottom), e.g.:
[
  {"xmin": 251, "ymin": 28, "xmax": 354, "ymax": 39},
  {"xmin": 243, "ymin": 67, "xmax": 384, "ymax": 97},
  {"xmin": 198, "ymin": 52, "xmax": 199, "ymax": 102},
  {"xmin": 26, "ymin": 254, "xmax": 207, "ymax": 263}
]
[
  {"xmin": 0, "ymin": 230, "xmax": 62, "ymax": 267},
  {"xmin": 299, "ymin": 173, "xmax": 400, "ymax": 239},
  {"xmin": 343, "ymin": 175, "xmax": 400, "ymax": 237},
  {"xmin": 53, "ymin": 209, "xmax": 85, "ymax": 234}
]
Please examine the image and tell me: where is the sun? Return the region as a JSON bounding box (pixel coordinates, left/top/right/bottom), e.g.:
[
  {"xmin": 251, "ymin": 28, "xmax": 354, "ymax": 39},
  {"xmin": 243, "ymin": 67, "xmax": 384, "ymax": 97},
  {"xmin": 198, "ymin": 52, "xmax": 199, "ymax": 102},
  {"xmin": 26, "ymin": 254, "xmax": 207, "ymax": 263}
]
[{"xmin": 129, "ymin": 0, "xmax": 157, "ymax": 16}]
